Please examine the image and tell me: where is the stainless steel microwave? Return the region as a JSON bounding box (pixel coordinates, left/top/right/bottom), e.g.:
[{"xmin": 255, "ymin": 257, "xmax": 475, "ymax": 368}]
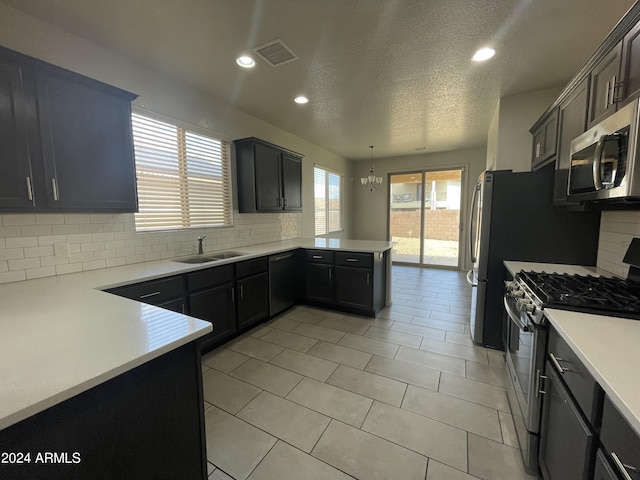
[{"xmin": 567, "ymin": 99, "xmax": 640, "ymax": 202}]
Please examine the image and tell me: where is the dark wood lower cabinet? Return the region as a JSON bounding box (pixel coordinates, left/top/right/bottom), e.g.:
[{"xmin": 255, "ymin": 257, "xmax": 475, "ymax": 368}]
[
  {"xmin": 305, "ymin": 263, "xmax": 334, "ymax": 304},
  {"xmin": 237, "ymin": 272, "xmax": 269, "ymax": 330},
  {"xmin": 189, "ymin": 283, "xmax": 235, "ymax": 349},
  {"xmin": 0, "ymin": 342, "xmax": 207, "ymax": 480},
  {"xmin": 539, "ymin": 360, "xmax": 597, "ymax": 480},
  {"xmin": 335, "ymin": 265, "xmax": 372, "ymax": 311}
]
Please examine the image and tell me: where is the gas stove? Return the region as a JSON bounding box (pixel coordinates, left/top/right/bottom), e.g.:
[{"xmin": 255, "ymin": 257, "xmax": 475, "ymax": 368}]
[{"xmin": 515, "ymin": 271, "xmax": 640, "ymax": 320}]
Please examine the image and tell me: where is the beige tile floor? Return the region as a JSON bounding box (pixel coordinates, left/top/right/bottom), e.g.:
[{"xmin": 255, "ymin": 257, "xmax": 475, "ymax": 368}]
[{"xmin": 201, "ymin": 266, "xmax": 537, "ymax": 480}]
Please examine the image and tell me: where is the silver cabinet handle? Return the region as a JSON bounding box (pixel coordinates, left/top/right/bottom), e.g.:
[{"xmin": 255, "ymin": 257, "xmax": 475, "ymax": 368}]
[
  {"xmin": 605, "ymin": 80, "xmax": 611, "ymax": 109},
  {"xmin": 271, "ymin": 253, "xmax": 293, "ymax": 262},
  {"xmin": 611, "ymin": 452, "xmax": 635, "ymax": 480},
  {"xmin": 346, "ymin": 258, "xmax": 358, "ymax": 262},
  {"xmin": 139, "ymin": 291, "xmax": 161, "ymax": 299},
  {"xmin": 181, "ymin": 304, "xmax": 186, "ymax": 314},
  {"xmin": 328, "ymin": 268, "xmax": 332, "ymax": 280},
  {"xmin": 51, "ymin": 178, "xmax": 59, "ymax": 201},
  {"xmin": 231, "ymin": 286, "xmax": 235, "ymax": 302},
  {"xmin": 240, "ymin": 284, "xmax": 244, "ymax": 299},
  {"xmin": 535, "ymin": 142, "xmax": 541, "ymax": 158},
  {"xmin": 26, "ymin": 177, "xmax": 33, "ymax": 201},
  {"xmin": 366, "ymin": 273, "xmax": 370, "ymax": 285},
  {"xmin": 312, "ymin": 255, "xmax": 323, "ymax": 259},
  {"xmin": 549, "ymin": 353, "xmax": 571, "ymax": 374}
]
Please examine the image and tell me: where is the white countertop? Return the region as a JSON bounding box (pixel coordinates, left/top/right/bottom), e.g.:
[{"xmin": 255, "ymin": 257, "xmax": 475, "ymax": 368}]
[
  {"xmin": 0, "ymin": 238, "xmax": 393, "ymax": 431},
  {"xmin": 504, "ymin": 260, "xmax": 640, "ymax": 436},
  {"xmin": 545, "ymin": 308, "xmax": 640, "ymax": 436}
]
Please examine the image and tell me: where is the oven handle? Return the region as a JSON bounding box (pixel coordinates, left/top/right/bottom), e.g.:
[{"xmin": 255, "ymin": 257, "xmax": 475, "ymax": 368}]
[{"xmin": 503, "ymin": 294, "xmax": 530, "ymax": 332}]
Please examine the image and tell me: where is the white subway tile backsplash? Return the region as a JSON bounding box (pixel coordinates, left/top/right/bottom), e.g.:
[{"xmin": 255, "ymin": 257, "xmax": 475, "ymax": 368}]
[
  {"xmin": 0, "ymin": 211, "xmax": 301, "ymax": 283},
  {"xmin": 0, "ymin": 248, "xmax": 24, "ymax": 261},
  {"xmin": 35, "ymin": 213, "xmax": 65, "ymax": 225},
  {"xmin": 24, "ymin": 246, "xmax": 54, "ymax": 258},
  {"xmin": 26, "ymin": 266, "xmax": 56, "ymax": 280},
  {"xmin": 9, "ymin": 257, "xmax": 40, "ymax": 271},
  {"xmin": 52, "ymin": 224, "xmax": 79, "ymax": 235},
  {"xmin": 2, "ymin": 214, "xmax": 36, "ymax": 226},
  {"xmin": 5, "ymin": 237, "xmax": 38, "ymax": 249},
  {"xmin": 20, "ymin": 226, "xmax": 53, "ymax": 237},
  {"xmin": 55, "ymin": 263, "xmax": 82, "ymax": 276},
  {"xmin": 0, "ymin": 270, "xmax": 26, "ymax": 284},
  {"xmin": 597, "ymin": 211, "xmax": 640, "ymax": 277},
  {"xmin": 64, "ymin": 214, "xmax": 91, "ymax": 224},
  {"xmin": 82, "ymin": 259, "xmax": 106, "ymax": 271}
]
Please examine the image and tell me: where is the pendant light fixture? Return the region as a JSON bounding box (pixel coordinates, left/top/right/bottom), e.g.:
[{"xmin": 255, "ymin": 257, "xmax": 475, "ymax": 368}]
[{"xmin": 361, "ymin": 145, "xmax": 383, "ymax": 191}]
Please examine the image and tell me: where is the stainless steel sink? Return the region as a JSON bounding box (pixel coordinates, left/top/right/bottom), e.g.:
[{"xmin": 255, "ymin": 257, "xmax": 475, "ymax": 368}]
[
  {"xmin": 209, "ymin": 251, "xmax": 246, "ymax": 259},
  {"xmin": 172, "ymin": 251, "xmax": 247, "ymax": 264},
  {"xmin": 172, "ymin": 255, "xmax": 221, "ymax": 264}
]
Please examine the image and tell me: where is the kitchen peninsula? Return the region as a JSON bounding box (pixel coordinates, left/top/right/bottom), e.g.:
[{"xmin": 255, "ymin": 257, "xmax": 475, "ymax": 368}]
[{"xmin": 0, "ymin": 238, "xmax": 392, "ymax": 479}]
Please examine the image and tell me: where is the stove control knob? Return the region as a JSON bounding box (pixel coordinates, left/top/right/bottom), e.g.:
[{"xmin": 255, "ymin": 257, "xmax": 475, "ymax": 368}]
[
  {"xmin": 512, "ymin": 290, "xmax": 525, "ymax": 298},
  {"xmin": 524, "ymin": 304, "xmax": 537, "ymax": 315},
  {"xmin": 504, "ymin": 281, "xmax": 517, "ymax": 292}
]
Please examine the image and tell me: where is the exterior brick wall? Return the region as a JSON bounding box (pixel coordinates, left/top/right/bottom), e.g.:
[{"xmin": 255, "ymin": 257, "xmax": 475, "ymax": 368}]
[{"xmin": 390, "ymin": 209, "xmax": 459, "ymax": 241}]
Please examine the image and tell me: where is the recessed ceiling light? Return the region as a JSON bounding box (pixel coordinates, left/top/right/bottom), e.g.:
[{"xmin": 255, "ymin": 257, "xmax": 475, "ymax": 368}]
[
  {"xmin": 294, "ymin": 96, "xmax": 309, "ymax": 104},
  {"xmin": 236, "ymin": 55, "xmax": 255, "ymax": 68},
  {"xmin": 472, "ymin": 47, "xmax": 495, "ymax": 62}
]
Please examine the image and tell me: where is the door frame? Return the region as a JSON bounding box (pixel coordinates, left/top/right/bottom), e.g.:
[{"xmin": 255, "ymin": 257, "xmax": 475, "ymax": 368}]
[{"xmin": 387, "ymin": 165, "xmax": 468, "ymax": 270}]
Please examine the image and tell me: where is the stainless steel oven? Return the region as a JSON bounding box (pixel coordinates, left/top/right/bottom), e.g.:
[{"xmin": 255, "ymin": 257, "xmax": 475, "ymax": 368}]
[{"xmin": 504, "ymin": 280, "xmax": 547, "ymax": 475}]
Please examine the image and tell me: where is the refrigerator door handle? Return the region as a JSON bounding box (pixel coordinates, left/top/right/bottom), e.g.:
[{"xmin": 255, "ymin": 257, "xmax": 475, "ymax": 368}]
[
  {"xmin": 466, "ymin": 269, "xmax": 477, "ymax": 287},
  {"xmin": 469, "ymin": 180, "xmax": 480, "ymax": 263}
]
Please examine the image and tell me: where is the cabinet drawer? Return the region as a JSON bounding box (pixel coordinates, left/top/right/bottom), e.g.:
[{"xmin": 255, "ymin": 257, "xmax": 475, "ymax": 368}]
[
  {"xmin": 108, "ymin": 276, "xmax": 184, "ymax": 305},
  {"xmin": 600, "ymin": 396, "xmax": 640, "ymax": 479},
  {"xmin": 547, "ymin": 328, "xmax": 602, "ymax": 425},
  {"xmin": 187, "ymin": 264, "xmax": 234, "ymax": 292},
  {"xmin": 304, "ymin": 249, "xmax": 334, "ymax": 264},
  {"xmin": 335, "ymin": 252, "xmax": 372, "ymax": 268},
  {"xmin": 235, "ymin": 257, "xmax": 268, "ymax": 279}
]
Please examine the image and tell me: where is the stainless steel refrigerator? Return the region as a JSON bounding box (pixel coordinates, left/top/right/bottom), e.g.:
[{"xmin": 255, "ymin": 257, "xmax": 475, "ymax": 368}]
[{"xmin": 467, "ymin": 166, "xmax": 601, "ymax": 349}]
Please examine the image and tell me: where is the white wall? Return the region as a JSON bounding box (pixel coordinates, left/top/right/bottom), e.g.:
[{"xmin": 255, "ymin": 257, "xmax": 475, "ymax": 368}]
[
  {"xmin": 488, "ymin": 88, "xmax": 562, "ymax": 172},
  {"xmin": 0, "ymin": 4, "xmax": 354, "ymax": 283},
  {"xmin": 350, "ymin": 147, "xmax": 487, "ymax": 271}
]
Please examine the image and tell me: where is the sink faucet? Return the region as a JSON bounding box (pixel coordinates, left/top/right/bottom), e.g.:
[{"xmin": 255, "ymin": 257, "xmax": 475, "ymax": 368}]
[{"xmin": 197, "ymin": 236, "xmax": 206, "ymax": 254}]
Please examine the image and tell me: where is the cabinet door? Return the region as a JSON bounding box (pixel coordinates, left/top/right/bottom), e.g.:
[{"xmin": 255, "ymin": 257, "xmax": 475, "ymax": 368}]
[
  {"xmin": 593, "ymin": 450, "xmax": 620, "ymax": 480},
  {"xmin": 282, "ymin": 153, "xmax": 302, "ymax": 210},
  {"xmin": 237, "ymin": 272, "xmax": 269, "ymax": 330},
  {"xmin": 588, "ymin": 43, "xmax": 623, "ymax": 127},
  {"xmin": 554, "ymin": 79, "xmax": 589, "ymax": 205},
  {"xmin": 305, "ymin": 263, "xmax": 334, "ymax": 303},
  {"xmin": 0, "ymin": 56, "xmax": 35, "ymax": 209},
  {"xmin": 35, "ymin": 69, "xmax": 137, "ymax": 211},
  {"xmin": 335, "ymin": 266, "xmax": 373, "ymax": 311},
  {"xmin": 539, "ymin": 360, "xmax": 596, "ymax": 480},
  {"xmin": 620, "ymin": 20, "xmax": 640, "ymax": 107},
  {"xmin": 253, "ymin": 142, "xmax": 282, "ymax": 211},
  {"xmin": 532, "ymin": 111, "xmax": 558, "ymax": 169},
  {"xmin": 189, "ymin": 283, "xmax": 236, "ymax": 348}
]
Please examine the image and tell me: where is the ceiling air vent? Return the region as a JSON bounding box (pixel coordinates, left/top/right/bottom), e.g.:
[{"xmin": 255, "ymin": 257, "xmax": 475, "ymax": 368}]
[{"xmin": 252, "ymin": 39, "xmax": 299, "ymax": 67}]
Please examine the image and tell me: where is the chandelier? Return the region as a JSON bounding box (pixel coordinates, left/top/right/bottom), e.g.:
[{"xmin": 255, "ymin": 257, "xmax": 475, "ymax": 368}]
[{"xmin": 361, "ymin": 146, "xmax": 383, "ymax": 191}]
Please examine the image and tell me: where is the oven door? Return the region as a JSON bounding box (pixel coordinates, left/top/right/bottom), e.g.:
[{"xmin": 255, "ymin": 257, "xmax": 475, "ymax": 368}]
[{"xmin": 504, "ymin": 293, "xmax": 546, "ymax": 434}]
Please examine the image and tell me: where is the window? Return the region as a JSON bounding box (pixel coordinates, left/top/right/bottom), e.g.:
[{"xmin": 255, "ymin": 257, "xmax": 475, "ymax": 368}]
[
  {"xmin": 131, "ymin": 112, "xmax": 232, "ymax": 232},
  {"xmin": 314, "ymin": 166, "xmax": 343, "ymax": 235}
]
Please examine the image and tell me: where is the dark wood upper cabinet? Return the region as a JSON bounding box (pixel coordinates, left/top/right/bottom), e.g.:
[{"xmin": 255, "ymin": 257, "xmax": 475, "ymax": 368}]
[
  {"xmin": 588, "ymin": 43, "xmax": 623, "ymax": 128},
  {"xmin": 531, "ymin": 109, "xmax": 558, "ymax": 170},
  {"xmin": 234, "ymin": 137, "xmax": 303, "ymax": 213},
  {"xmin": 554, "ymin": 79, "xmax": 589, "ymax": 206},
  {"xmin": 0, "ymin": 46, "xmax": 138, "ymax": 213},
  {"xmin": 619, "ymin": 20, "xmax": 640, "ymax": 107},
  {"xmin": 0, "ymin": 55, "xmax": 35, "ymax": 209}
]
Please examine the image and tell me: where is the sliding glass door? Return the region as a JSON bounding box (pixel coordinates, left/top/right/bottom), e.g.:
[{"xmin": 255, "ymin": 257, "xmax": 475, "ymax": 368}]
[{"xmin": 389, "ymin": 168, "xmax": 463, "ymax": 268}]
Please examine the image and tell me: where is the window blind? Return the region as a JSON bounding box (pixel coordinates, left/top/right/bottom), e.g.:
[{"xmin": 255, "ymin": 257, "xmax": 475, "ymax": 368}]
[
  {"xmin": 132, "ymin": 113, "xmax": 232, "ymax": 232},
  {"xmin": 314, "ymin": 166, "xmax": 342, "ymax": 235}
]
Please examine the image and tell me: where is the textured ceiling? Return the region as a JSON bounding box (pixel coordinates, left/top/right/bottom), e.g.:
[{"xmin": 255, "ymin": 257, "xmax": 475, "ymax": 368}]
[{"xmin": 2, "ymin": 0, "xmax": 637, "ymax": 159}]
